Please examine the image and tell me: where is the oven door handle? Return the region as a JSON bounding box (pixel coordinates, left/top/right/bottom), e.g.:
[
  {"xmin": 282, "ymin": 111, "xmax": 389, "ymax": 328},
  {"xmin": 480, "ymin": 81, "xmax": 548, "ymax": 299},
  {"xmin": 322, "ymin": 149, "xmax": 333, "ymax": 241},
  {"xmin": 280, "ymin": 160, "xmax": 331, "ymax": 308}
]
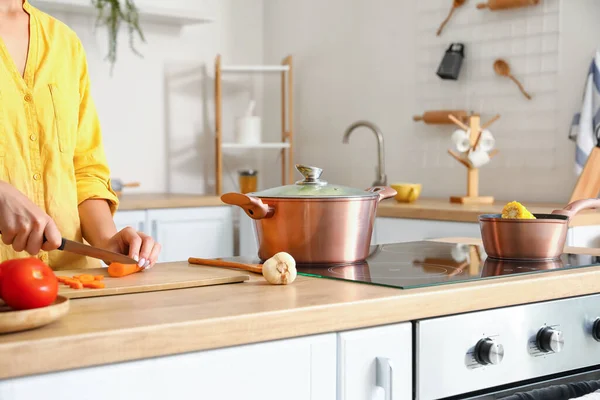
[{"xmin": 373, "ymin": 356, "xmax": 393, "ymax": 400}]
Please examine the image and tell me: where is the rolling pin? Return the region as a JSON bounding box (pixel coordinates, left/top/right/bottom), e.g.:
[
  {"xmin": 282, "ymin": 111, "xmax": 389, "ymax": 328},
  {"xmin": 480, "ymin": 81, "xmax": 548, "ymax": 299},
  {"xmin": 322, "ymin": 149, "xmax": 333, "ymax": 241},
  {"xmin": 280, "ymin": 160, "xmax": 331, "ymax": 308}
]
[
  {"xmin": 413, "ymin": 110, "xmax": 467, "ymax": 124},
  {"xmin": 477, "ymin": 0, "xmax": 539, "ymax": 10}
]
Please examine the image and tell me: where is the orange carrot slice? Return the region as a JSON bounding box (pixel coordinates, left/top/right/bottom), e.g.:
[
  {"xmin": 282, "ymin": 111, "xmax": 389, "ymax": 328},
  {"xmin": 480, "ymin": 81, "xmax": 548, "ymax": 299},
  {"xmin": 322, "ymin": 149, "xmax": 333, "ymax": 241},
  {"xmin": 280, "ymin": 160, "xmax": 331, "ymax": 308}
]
[
  {"xmin": 76, "ymin": 274, "xmax": 95, "ymax": 283},
  {"xmin": 82, "ymin": 281, "xmax": 105, "ymax": 289},
  {"xmin": 108, "ymin": 262, "xmax": 142, "ymax": 277},
  {"xmin": 93, "ymin": 275, "xmax": 104, "ymax": 281}
]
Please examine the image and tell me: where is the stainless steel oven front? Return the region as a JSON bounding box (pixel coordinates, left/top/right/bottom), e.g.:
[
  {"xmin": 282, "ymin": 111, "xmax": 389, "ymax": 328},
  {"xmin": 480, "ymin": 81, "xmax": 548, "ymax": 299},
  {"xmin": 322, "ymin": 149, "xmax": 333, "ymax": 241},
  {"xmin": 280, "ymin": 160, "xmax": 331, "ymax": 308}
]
[{"xmin": 415, "ymin": 293, "xmax": 600, "ymax": 399}]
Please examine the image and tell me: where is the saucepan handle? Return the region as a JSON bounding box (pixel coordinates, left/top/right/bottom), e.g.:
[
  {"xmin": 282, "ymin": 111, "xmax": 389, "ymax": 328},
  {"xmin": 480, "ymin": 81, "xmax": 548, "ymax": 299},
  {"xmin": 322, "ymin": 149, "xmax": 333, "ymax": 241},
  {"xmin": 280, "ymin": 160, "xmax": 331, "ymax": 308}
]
[
  {"xmin": 221, "ymin": 193, "xmax": 274, "ymax": 220},
  {"xmin": 552, "ymin": 198, "xmax": 600, "ymax": 218},
  {"xmin": 366, "ymin": 186, "xmax": 398, "ymax": 203}
]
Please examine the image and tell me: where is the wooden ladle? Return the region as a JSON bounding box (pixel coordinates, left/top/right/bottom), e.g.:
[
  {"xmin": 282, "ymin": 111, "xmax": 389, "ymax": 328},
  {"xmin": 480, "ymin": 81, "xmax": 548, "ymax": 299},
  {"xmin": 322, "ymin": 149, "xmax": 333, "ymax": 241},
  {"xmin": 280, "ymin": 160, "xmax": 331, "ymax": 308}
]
[
  {"xmin": 437, "ymin": 0, "xmax": 466, "ymax": 36},
  {"xmin": 188, "ymin": 257, "xmax": 263, "ymax": 273},
  {"xmin": 493, "ymin": 59, "xmax": 532, "ymax": 100}
]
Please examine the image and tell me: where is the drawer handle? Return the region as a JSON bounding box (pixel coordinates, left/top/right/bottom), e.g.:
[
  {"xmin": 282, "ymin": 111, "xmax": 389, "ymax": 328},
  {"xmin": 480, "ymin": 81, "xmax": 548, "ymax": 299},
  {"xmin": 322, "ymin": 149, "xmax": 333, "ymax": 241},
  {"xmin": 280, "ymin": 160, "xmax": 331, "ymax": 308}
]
[{"xmin": 375, "ymin": 356, "xmax": 393, "ymax": 400}]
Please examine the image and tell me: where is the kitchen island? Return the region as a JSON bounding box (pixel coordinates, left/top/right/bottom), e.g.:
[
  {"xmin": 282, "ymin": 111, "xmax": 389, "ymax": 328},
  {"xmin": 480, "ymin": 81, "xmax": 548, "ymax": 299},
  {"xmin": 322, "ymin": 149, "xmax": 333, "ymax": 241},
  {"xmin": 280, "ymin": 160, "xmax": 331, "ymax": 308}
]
[{"xmin": 2, "ymin": 237, "xmax": 600, "ymax": 399}]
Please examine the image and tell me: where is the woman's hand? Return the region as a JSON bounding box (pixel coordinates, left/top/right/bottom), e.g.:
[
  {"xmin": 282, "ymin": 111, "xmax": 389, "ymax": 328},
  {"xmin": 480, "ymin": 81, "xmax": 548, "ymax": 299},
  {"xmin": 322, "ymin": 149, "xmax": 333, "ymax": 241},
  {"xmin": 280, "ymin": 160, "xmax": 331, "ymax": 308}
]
[
  {"xmin": 100, "ymin": 227, "xmax": 161, "ymax": 269},
  {"xmin": 0, "ymin": 181, "xmax": 62, "ymax": 254}
]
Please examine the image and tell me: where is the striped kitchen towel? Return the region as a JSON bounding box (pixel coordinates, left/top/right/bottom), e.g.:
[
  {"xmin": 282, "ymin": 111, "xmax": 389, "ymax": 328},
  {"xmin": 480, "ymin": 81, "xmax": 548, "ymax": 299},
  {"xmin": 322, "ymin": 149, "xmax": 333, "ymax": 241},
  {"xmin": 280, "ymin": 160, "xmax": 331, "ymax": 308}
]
[{"xmin": 569, "ymin": 51, "xmax": 600, "ymax": 175}]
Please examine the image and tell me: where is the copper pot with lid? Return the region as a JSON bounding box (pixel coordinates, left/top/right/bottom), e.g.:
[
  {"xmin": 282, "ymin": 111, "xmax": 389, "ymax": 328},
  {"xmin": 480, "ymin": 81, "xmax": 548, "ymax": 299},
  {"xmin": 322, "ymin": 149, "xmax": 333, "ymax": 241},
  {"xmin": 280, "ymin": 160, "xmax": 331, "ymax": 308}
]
[{"xmin": 221, "ymin": 164, "xmax": 397, "ymax": 264}]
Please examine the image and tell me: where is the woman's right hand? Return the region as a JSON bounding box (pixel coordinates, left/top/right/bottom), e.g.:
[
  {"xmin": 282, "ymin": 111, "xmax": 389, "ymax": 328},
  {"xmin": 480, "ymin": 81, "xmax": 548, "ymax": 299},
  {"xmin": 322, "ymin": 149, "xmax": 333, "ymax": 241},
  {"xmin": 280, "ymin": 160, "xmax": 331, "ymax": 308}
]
[{"xmin": 0, "ymin": 182, "xmax": 62, "ymax": 255}]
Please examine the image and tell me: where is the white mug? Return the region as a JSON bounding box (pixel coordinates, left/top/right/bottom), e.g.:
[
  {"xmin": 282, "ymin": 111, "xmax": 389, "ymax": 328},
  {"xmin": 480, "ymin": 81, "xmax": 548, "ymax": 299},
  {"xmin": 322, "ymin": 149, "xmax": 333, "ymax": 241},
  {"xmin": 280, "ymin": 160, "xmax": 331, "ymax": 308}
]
[
  {"xmin": 451, "ymin": 129, "xmax": 471, "ymax": 152},
  {"xmin": 468, "ymin": 148, "xmax": 490, "ymax": 168},
  {"xmin": 235, "ymin": 116, "xmax": 261, "ymax": 145},
  {"xmin": 477, "ymin": 129, "xmax": 495, "ymax": 152}
]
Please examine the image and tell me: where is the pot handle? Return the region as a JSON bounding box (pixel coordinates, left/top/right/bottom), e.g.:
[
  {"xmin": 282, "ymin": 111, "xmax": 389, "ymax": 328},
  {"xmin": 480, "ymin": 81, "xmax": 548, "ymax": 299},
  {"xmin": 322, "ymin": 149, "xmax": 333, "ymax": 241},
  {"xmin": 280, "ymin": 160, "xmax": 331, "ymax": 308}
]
[
  {"xmin": 221, "ymin": 193, "xmax": 274, "ymax": 220},
  {"xmin": 552, "ymin": 198, "xmax": 600, "ymax": 218},
  {"xmin": 366, "ymin": 186, "xmax": 397, "ymax": 203}
]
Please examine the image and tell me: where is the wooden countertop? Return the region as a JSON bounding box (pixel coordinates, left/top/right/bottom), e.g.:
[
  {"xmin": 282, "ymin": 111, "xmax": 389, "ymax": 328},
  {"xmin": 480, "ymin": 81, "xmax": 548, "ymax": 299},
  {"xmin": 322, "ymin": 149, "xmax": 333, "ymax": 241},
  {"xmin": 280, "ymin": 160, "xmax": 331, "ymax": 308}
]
[
  {"xmin": 117, "ymin": 193, "xmax": 224, "ymax": 210},
  {"xmin": 377, "ymin": 198, "xmax": 600, "ymax": 226},
  {"xmin": 2, "ymin": 237, "xmax": 600, "ymax": 379}
]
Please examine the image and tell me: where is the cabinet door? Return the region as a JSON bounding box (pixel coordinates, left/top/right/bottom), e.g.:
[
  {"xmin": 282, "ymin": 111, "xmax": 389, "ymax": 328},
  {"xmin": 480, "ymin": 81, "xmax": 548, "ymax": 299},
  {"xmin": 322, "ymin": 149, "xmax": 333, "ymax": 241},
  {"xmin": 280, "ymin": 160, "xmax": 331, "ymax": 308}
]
[
  {"xmin": 0, "ymin": 333, "xmax": 337, "ymax": 400},
  {"xmin": 374, "ymin": 217, "xmax": 480, "ymax": 244},
  {"xmin": 147, "ymin": 207, "xmax": 234, "ymax": 262},
  {"xmin": 338, "ymin": 323, "xmax": 412, "ymax": 400},
  {"xmin": 113, "ymin": 210, "xmax": 148, "ymax": 233}
]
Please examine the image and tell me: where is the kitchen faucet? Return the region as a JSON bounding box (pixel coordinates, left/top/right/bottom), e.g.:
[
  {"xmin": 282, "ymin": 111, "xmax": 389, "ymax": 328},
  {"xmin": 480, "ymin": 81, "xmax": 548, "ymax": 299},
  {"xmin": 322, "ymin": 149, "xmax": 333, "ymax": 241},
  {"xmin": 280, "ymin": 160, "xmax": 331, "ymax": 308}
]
[{"xmin": 342, "ymin": 120, "xmax": 387, "ymax": 187}]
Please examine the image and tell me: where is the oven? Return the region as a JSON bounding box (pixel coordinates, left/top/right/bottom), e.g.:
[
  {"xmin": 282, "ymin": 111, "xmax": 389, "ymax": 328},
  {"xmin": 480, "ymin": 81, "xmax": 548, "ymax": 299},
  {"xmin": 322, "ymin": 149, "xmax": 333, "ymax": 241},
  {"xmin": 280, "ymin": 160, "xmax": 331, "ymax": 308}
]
[{"xmin": 415, "ymin": 293, "xmax": 600, "ymax": 400}]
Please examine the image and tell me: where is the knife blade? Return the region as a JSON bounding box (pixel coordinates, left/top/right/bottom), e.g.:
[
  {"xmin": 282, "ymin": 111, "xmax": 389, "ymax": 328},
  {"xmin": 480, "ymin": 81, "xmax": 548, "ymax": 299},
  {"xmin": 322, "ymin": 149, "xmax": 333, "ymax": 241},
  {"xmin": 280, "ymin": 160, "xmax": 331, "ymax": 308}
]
[{"xmin": 58, "ymin": 238, "xmax": 138, "ymax": 265}]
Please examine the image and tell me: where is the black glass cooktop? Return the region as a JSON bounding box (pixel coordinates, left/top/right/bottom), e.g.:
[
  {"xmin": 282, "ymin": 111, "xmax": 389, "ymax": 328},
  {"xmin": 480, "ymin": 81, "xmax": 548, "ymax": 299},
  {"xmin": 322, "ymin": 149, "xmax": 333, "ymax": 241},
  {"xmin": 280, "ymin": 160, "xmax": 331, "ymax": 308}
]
[{"xmin": 235, "ymin": 241, "xmax": 600, "ymax": 290}]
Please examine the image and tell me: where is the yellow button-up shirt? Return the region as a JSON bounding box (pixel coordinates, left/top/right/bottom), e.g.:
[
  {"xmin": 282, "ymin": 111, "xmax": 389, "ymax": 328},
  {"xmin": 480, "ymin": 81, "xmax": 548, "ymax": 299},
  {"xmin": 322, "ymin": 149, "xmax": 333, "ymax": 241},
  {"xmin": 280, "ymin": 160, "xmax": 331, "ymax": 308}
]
[{"xmin": 0, "ymin": 1, "xmax": 119, "ymax": 270}]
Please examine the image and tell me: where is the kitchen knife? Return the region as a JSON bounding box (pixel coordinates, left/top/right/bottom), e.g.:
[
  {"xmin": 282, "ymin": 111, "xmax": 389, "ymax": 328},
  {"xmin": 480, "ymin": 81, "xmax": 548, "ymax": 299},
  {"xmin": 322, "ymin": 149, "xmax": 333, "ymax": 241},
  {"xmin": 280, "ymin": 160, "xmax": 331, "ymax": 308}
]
[{"xmin": 58, "ymin": 239, "xmax": 138, "ymax": 264}]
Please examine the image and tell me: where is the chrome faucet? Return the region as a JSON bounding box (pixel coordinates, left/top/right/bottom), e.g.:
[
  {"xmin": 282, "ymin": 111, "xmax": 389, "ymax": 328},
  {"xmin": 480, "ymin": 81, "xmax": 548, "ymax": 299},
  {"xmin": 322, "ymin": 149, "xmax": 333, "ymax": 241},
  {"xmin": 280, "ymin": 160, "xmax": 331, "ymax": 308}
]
[{"xmin": 342, "ymin": 120, "xmax": 387, "ymax": 187}]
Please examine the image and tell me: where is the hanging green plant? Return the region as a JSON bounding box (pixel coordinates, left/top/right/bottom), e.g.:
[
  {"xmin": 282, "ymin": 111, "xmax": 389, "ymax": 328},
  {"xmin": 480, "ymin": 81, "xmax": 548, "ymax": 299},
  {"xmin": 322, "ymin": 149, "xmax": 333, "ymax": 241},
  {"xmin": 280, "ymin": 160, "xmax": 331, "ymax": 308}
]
[{"xmin": 91, "ymin": 0, "xmax": 145, "ymax": 70}]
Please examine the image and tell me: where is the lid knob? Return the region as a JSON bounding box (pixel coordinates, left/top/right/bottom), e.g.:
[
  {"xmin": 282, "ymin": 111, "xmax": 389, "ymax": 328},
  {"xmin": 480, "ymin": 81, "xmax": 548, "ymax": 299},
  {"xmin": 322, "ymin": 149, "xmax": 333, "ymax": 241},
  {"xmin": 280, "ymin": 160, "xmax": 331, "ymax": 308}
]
[{"xmin": 295, "ymin": 164, "xmax": 327, "ymax": 186}]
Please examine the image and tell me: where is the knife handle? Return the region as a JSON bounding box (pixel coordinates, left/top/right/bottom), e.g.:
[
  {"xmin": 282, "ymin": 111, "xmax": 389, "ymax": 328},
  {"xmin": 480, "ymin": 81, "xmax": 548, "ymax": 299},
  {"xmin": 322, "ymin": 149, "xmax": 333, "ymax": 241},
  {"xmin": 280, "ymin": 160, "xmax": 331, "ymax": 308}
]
[{"xmin": 0, "ymin": 230, "xmax": 66, "ymax": 250}]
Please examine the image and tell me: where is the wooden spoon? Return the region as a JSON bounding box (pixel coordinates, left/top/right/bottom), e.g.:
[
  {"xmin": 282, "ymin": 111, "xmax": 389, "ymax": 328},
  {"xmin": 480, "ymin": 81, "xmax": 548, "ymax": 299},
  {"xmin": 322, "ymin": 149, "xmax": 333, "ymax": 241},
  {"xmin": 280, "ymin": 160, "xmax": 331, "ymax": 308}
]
[
  {"xmin": 188, "ymin": 257, "xmax": 263, "ymax": 274},
  {"xmin": 493, "ymin": 59, "xmax": 532, "ymax": 100},
  {"xmin": 437, "ymin": 0, "xmax": 466, "ymax": 36}
]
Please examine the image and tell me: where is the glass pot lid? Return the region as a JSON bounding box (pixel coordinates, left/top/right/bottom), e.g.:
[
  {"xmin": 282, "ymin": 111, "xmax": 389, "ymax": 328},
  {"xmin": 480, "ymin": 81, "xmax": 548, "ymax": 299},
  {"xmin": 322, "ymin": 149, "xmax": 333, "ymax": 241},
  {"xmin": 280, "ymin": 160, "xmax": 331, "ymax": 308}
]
[{"xmin": 249, "ymin": 164, "xmax": 380, "ymax": 199}]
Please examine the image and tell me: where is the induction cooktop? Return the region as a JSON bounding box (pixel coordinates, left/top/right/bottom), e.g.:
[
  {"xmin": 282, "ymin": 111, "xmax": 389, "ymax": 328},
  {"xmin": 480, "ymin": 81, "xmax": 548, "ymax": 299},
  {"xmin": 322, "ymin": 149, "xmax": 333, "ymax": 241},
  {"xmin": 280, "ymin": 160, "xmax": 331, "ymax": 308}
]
[{"xmin": 291, "ymin": 241, "xmax": 600, "ymax": 289}]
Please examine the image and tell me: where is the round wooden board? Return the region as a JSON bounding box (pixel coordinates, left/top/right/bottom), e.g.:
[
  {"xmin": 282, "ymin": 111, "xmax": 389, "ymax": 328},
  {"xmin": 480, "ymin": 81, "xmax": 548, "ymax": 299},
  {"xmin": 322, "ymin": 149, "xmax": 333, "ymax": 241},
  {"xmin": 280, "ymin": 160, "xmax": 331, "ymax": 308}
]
[{"xmin": 0, "ymin": 295, "xmax": 70, "ymax": 334}]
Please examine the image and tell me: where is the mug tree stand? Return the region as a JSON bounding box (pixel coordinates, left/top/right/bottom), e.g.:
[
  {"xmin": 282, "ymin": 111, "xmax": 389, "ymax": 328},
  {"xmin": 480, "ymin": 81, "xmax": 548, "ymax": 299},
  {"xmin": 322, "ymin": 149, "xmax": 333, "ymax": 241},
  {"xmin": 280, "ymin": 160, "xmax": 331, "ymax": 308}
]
[{"xmin": 446, "ymin": 113, "xmax": 500, "ymax": 205}]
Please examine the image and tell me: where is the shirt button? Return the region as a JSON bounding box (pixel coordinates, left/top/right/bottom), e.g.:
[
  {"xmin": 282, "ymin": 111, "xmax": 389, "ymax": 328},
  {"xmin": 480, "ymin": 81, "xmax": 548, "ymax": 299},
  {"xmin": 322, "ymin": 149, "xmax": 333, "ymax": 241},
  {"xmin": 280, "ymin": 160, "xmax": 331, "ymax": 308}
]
[
  {"xmin": 33, "ymin": 173, "xmax": 41, "ymax": 180},
  {"xmin": 24, "ymin": 93, "xmax": 32, "ymax": 102},
  {"xmin": 29, "ymin": 134, "xmax": 36, "ymax": 141}
]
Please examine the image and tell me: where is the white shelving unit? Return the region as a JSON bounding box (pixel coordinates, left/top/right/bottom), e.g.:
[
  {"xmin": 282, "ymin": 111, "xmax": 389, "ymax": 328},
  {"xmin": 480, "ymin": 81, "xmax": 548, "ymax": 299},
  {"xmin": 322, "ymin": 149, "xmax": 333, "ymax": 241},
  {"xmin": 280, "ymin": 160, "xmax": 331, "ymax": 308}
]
[
  {"xmin": 31, "ymin": 0, "xmax": 214, "ymax": 26},
  {"xmin": 221, "ymin": 143, "xmax": 291, "ymax": 149},
  {"xmin": 214, "ymin": 54, "xmax": 294, "ymax": 195},
  {"xmin": 221, "ymin": 65, "xmax": 290, "ymax": 73}
]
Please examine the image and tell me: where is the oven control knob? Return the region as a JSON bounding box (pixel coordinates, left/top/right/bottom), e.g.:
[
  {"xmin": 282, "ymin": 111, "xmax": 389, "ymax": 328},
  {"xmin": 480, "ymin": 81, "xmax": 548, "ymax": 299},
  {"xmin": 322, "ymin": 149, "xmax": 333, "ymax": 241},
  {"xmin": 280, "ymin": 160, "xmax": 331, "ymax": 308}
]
[
  {"xmin": 474, "ymin": 338, "xmax": 504, "ymax": 365},
  {"xmin": 536, "ymin": 327, "xmax": 564, "ymax": 353},
  {"xmin": 592, "ymin": 319, "xmax": 600, "ymax": 342}
]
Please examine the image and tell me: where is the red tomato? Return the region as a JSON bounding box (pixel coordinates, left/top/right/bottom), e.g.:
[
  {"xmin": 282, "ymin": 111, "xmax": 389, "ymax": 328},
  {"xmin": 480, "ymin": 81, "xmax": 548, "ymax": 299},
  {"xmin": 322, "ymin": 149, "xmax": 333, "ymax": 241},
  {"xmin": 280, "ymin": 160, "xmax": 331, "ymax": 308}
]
[
  {"xmin": 0, "ymin": 259, "xmax": 20, "ymax": 299},
  {"xmin": 1, "ymin": 258, "xmax": 58, "ymax": 310}
]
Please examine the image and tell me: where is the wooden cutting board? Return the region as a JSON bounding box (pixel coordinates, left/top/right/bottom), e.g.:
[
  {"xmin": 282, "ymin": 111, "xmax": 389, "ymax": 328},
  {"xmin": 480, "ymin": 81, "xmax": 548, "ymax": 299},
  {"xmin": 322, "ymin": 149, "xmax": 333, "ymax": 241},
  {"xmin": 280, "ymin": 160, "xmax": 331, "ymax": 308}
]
[{"xmin": 55, "ymin": 263, "xmax": 249, "ymax": 299}]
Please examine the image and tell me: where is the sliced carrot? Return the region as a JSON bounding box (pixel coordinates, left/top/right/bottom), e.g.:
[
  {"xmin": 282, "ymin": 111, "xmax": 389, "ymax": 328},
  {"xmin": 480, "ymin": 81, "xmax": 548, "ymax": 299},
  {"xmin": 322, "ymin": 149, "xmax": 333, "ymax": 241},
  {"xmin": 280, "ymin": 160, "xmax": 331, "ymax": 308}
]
[
  {"xmin": 66, "ymin": 279, "xmax": 83, "ymax": 289},
  {"xmin": 93, "ymin": 275, "xmax": 104, "ymax": 281},
  {"xmin": 56, "ymin": 276, "xmax": 71, "ymax": 283},
  {"xmin": 82, "ymin": 281, "xmax": 105, "ymax": 289},
  {"xmin": 76, "ymin": 274, "xmax": 95, "ymax": 283},
  {"xmin": 108, "ymin": 262, "xmax": 142, "ymax": 277}
]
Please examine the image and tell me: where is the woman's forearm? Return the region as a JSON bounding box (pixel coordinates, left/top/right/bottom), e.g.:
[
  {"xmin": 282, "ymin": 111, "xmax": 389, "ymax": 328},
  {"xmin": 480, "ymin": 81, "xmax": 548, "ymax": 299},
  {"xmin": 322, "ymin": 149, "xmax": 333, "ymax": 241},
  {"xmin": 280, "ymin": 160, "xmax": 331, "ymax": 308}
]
[{"xmin": 78, "ymin": 198, "xmax": 117, "ymax": 247}]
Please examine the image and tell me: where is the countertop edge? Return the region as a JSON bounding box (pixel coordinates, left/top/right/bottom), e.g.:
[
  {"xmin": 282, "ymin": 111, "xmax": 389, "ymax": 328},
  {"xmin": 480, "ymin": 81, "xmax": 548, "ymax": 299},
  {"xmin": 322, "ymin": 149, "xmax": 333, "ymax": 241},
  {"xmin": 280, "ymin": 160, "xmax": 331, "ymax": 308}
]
[{"xmin": 2, "ymin": 237, "xmax": 600, "ymax": 379}]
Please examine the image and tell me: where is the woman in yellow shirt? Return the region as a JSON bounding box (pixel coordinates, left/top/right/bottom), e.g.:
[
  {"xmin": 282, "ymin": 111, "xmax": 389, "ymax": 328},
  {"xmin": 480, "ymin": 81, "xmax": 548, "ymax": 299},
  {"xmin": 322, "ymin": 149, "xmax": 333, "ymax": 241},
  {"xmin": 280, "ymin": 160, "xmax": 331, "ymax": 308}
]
[{"xmin": 0, "ymin": 0, "xmax": 161, "ymax": 270}]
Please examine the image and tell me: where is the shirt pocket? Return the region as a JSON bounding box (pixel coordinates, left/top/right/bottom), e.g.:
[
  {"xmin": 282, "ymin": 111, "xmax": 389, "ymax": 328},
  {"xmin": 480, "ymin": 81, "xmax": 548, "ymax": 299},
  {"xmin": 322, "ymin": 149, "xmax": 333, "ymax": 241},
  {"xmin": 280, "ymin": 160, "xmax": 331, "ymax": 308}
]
[{"xmin": 48, "ymin": 83, "xmax": 78, "ymax": 154}]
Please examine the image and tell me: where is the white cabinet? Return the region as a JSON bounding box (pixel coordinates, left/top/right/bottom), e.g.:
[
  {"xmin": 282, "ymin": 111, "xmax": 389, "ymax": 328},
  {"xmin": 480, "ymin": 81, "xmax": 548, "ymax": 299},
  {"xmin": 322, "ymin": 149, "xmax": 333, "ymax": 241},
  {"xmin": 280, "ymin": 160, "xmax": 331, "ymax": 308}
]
[
  {"xmin": 0, "ymin": 333, "xmax": 337, "ymax": 400},
  {"xmin": 338, "ymin": 323, "xmax": 413, "ymax": 400},
  {"xmin": 113, "ymin": 210, "xmax": 147, "ymax": 233},
  {"xmin": 374, "ymin": 217, "xmax": 481, "ymax": 245},
  {"xmin": 113, "ymin": 207, "xmax": 234, "ymax": 263},
  {"xmin": 146, "ymin": 207, "xmax": 234, "ymax": 262}
]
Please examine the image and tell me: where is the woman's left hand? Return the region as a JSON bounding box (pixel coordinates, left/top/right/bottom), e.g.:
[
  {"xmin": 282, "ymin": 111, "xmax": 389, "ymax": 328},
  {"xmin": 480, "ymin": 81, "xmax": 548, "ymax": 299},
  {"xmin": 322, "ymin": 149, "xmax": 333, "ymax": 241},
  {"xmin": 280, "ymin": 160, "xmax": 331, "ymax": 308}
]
[{"xmin": 101, "ymin": 227, "xmax": 161, "ymax": 269}]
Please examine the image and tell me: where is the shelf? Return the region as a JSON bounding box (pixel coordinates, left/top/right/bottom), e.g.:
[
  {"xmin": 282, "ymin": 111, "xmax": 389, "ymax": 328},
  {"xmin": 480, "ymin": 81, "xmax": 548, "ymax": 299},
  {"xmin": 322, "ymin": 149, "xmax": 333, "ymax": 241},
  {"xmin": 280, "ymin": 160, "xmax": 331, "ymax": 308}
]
[
  {"xmin": 221, "ymin": 143, "xmax": 290, "ymax": 149},
  {"xmin": 221, "ymin": 65, "xmax": 290, "ymax": 73},
  {"xmin": 31, "ymin": 0, "xmax": 214, "ymax": 26}
]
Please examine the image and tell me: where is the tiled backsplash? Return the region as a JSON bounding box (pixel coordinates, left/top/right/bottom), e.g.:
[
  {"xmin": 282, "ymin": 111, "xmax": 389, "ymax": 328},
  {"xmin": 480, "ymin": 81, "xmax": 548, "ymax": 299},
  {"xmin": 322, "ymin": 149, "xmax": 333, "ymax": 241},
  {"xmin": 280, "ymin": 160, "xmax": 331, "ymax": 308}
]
[{"xmin": 414, "ymin": 0, "xmax": 560, "ymax": 170}]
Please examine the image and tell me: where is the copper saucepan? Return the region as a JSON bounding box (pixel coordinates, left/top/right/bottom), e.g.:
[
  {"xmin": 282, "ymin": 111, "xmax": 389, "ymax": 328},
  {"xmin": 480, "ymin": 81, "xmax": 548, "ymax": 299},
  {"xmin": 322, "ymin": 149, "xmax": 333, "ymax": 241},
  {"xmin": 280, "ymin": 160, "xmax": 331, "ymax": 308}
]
[
  {"xmin": 221, "ymin": 164, "xmax": 397, "ymax": 264},
  {"xmin": 479, "ymin": 198, "xmax": 600, "ymax": 260}
]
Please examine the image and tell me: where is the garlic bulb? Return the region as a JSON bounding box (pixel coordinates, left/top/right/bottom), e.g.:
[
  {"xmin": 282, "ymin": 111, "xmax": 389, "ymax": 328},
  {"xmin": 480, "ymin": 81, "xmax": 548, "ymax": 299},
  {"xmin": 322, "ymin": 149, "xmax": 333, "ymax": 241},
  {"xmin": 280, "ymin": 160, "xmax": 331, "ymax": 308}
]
[{"xmin": 262, "ymin": 252, "xmax": 297, "ymax": 285}]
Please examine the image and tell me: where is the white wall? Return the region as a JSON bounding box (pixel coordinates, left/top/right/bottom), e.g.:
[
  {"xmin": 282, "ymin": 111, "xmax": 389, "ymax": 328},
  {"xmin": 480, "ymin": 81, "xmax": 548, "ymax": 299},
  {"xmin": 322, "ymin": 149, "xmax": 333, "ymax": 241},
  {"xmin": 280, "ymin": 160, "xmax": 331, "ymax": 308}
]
[
  {"xmin": 33, "ymin": 0, "xmax": 264, "ymax": 195},
  {"xmin": 262, "ymin": 0, "xmax": 600, "ymax": 203}
]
